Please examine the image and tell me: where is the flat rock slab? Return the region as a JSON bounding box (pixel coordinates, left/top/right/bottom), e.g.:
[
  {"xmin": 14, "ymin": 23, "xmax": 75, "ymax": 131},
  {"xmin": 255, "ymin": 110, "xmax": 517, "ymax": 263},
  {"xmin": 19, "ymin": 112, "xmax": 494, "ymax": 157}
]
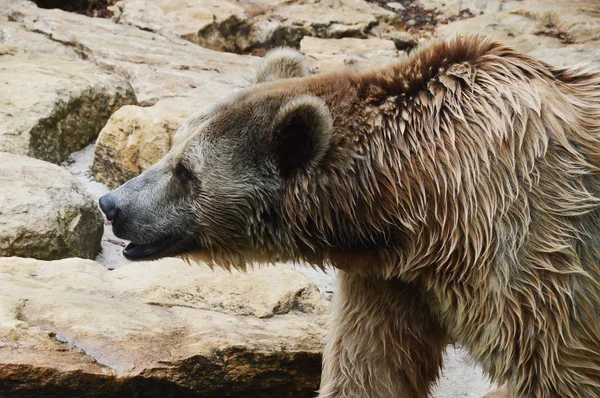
[
  {"xmin": 0, "ymin": 47, "xmax": 136, "ymax": 163},
  {"xmin": 118, "ymin": 0, "xmax": 399, "ymax": 54},
  {"xmin": 0, "ymin": 257, "xmax": 327, "ymax": 397},
  {"xmin": 0, "ymin": 153, "xmax": 103, "ymax": 260}
]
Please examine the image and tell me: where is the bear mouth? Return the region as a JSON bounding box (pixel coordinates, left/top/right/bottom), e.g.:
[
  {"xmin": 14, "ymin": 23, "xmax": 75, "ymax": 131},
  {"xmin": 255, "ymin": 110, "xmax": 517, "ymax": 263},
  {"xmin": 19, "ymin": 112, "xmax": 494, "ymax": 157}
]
[{"xmin": 123, "ymin": 235, "xmax": 181, "ymax": 261}]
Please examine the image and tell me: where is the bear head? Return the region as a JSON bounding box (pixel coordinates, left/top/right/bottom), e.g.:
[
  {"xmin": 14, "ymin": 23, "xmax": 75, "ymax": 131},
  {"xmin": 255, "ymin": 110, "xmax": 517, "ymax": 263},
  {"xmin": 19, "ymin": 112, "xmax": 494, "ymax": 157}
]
[{"xmin": 98, "ymin": 48, "xmax": 346, "ymax": 268}]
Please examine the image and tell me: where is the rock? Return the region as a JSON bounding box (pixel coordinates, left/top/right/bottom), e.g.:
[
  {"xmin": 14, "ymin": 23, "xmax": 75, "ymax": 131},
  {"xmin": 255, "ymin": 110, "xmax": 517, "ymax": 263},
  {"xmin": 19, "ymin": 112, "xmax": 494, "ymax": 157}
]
[
  {"xmin": 0, "ymin": 153, "xmax": 103, "ymax": 260},
  {"xmin": 300, "ymin": 36, "xmax": 402, "ymax": 74},
  {"xmin": 91, "ymin": 96, "xmax": 214, "ymax": 189},
  {"xmin": 0, "ymin": 15, "xmax": 83, "ymax": 61},
  {"xmin": 109, "ymin": 259, "xmax": 329, "ymax": 318},
  {"xmin": 1, "ymin": 2, "xmax": 260, "ymax": 187},
  {"xmin": 0, "ymin": 48, "xmax": 136, "ymax": 163},
  {"xmin": 504, "ymin": 0, "xmax": 600, "ymax": 44},
  {"xmin": 119, "ymin": 0, "xmax": 249, "ymax": 53},
  {"xmin": 2, "ymin": 2, "xmax": 259, "ymax": 105},
  {"xmin": 0, "ymin": 44, "xmax": 16, "ymax": 55},
  {"xmin": 106, "ymin": 0, "xmax": 122, "ymax": 22},
  {"xmin": 389, "ymin": 30, "xmax": 418, "ymax": 51},
  {"xmin": 438, "ymin": 11, "xmax": 561, "ymax": 52},
  {"xmin": 118, "ymin": 0, "xmax": 401, "ymax": 54},
  {"xmin": 387, "ymin": 2, "xmax": 405, "ymax": 11},
  {"xmin": 0, "ymin": 256, "xmax": 327, "ymax": 397},
  {"xmin": 436, "ymin": 0, "xmax": 600, "ymax": 69}
]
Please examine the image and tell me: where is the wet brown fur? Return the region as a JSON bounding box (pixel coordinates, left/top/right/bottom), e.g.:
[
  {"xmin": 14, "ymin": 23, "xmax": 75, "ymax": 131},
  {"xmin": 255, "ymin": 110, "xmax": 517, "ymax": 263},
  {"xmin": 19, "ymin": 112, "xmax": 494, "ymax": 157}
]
[{"xmin": 185, "ymin": 35, "xmax": 600, "ymax": 397}]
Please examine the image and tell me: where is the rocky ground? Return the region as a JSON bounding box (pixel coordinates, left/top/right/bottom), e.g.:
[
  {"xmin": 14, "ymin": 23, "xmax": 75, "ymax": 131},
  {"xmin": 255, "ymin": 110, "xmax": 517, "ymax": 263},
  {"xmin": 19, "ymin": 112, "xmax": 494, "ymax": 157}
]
[{"xmin": 0, "ymin": 0, "xmax": 598, "ymax": 396}]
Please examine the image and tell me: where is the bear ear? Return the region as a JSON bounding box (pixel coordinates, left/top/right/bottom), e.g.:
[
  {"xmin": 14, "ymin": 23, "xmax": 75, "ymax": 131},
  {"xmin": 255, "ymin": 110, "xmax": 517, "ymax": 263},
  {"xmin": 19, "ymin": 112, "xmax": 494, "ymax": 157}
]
[
  {"xmin": 271, "ymin": 95, "xmax": 332, "ymax": 178},
  {"xmin": 254, "ymin": 47, "xmax": 309, "ymax": 84}
]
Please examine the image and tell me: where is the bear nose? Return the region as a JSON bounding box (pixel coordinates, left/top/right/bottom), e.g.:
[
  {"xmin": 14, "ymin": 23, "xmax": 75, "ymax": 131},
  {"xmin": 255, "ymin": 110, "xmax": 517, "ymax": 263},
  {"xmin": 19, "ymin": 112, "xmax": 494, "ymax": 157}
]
[{"xmin": 99, "ymin": 193, "xmax": 119, "ymax": 221}]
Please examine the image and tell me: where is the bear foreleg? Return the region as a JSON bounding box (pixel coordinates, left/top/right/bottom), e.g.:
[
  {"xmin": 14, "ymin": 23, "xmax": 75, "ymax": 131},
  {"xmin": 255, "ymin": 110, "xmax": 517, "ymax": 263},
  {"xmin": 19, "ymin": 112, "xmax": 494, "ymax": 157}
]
[{"xmin": 318, "ymin": 271, "xmax": 447, "ymax": 398}]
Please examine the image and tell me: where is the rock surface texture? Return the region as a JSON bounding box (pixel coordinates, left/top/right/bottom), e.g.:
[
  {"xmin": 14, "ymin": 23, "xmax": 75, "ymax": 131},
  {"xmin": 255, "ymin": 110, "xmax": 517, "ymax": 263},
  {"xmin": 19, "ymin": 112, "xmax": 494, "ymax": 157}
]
[
  {"xmin": 436, "ymin": 0, "xmax": 600, "ymax": 68},
  {"xmin": 300, "ymin": 36, "xmax": 402, "ymax": 74},
  {"xmin": 2, "ymin": 2, "xmax": 256, "ymax": 105},
  {"xmin": 0, "ymin": 0, "xmax": 260, "ymax": 186},
  {"xmin": 0, "ymin": 47, "xmax": 136, "ymax": 163},
  {"xmin": 0, "ymin": 153, "xmax": 103, "ymax": 260},
  {"xmin": 0, "ymin": 257, "xmax": 327, "ymax": 397},
  {"xmin": 91, "ymin": 96, "xmax": 220, "ymax": 189},
  {"xmin": 118, "ymin": 0, "xmax": 400, "ymax": 54}
]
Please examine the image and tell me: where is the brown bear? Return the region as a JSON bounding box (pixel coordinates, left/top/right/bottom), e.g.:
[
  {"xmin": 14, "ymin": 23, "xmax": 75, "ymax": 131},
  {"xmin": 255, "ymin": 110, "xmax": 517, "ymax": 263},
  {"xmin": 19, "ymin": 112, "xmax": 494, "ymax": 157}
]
[{"xmin": 99, "ymin": 35, "xmax": 600, "ymax": 397}]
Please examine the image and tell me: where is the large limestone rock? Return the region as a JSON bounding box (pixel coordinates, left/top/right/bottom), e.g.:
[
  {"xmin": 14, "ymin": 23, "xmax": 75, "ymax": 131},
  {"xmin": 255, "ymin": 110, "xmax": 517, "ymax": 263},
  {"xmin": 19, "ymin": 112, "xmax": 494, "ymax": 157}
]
[
  {"xmin": 0, "ymin": 257, "xmax": 327, "ymax": 397},
  {"xmin": 118, "ymin": 0, "xmax": 400, "ymax": 54},
  {"xmin": 300, "ymin": 36, "xmax": 403, "ymax": 74},
  {"xmin": 436, "ymin": 0, "xmax": 600, "ymax": 69},
  {"xmin": 0, "ymin": 47, "xmax": 136, "ymax": 163},
  {"xmin": 0, "ymin": 1, "xmax": 261, "ymax": 187},
  {"xmin": 2, "ymin": 1, "xmax": 259, "ymax": 105},
  {"xmin": 91, "ymin": 96, "xmax": 213, "ymax": 188},
  {"xmin": 0, "ymin": 153, "xmax": 103, "ymax": 260}
]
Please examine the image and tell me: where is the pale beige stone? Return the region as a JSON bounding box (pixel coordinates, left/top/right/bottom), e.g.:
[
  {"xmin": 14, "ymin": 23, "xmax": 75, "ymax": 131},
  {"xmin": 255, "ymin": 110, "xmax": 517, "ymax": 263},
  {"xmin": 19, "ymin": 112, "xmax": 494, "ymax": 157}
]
[
  {"xmin": 0, "ymin": 49, "xmax": 136, "ymax": 163},
  {"xmin": 2, "ymin": 2, "xmax": 258, "ymax": 105},
  {"xmin": 0, "ymin": 256, "xmax": 327, "ymax": 396},
  {"xmin": 504, "ymin": 0, "xmax": 600, "ymax": 44},
  {"xmin": 0, "ymin": 153, "xmax": 103, "ymax": 260},
  {"xmin": 387, "ymin": 2, "xmax": 405, "ymax": 11},
  {"xmin": 90, "ymin": 96, "xmax": 206, "ymax": 188}
]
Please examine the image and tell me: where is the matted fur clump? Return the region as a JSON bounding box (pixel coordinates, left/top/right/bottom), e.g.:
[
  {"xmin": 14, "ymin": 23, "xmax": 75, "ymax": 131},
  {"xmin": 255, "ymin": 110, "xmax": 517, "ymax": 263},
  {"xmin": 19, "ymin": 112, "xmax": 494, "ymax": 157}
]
[{"xmin": 100, "ymin": 35, "xmax": 600, "ymax": 397}]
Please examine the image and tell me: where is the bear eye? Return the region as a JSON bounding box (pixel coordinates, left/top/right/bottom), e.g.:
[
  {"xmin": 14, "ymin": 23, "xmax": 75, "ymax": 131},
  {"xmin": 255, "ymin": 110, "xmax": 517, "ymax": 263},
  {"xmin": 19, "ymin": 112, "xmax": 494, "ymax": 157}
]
[{"xmin": 174, "ymin": 162, "xmax": 191, "ymax": 181}]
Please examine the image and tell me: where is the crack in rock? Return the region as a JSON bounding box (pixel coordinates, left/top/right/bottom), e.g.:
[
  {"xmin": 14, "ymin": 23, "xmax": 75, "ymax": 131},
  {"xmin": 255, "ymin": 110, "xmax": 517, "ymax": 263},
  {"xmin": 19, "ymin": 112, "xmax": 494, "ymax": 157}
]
[{"xmin": 15, "ymin": 302, "xmax": 116, "ymax": 373}]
